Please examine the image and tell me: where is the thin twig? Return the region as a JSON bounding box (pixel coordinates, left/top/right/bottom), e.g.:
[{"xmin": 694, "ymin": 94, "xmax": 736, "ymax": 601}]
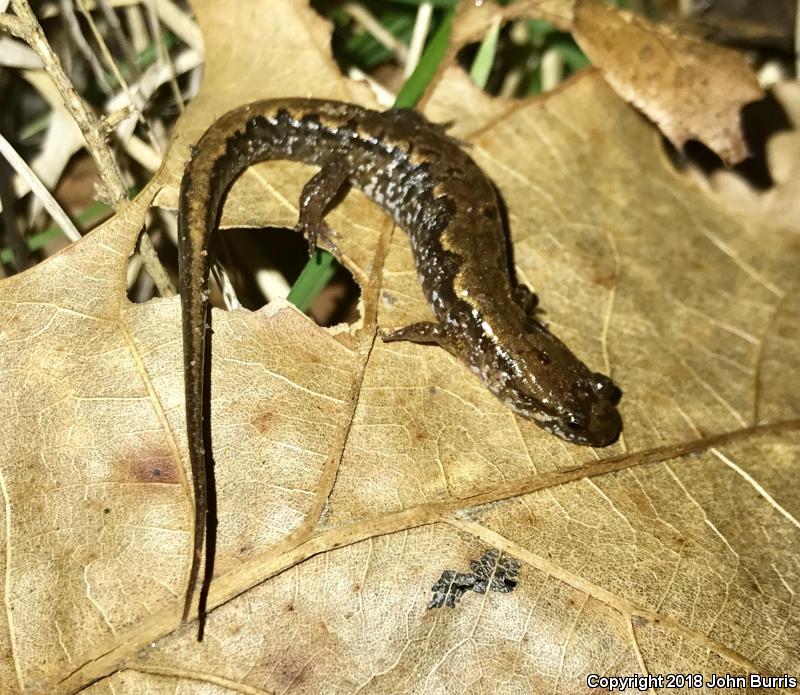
[
  {"xmin": 10, "ymin": 0, "xmax": 125, "ymax": 203},
  {"xmin": 151, "ymin": 0, "xmax": 203, "ymax": 55},
  {"xmin": 0, "ymin": 13, "xmax": 25, "ymax": 37},
  {"xmin": 58, "ymin": 0, "xmax": 112, "ymax": 93},
  {"xmin": 123, "ymin": 3, "xmax": 148, "ymax": 53},
  {"xmin": 347, "ymin": 66, "xmax": 395, "ymax": 107},
  {"xmin": 105, "ymin": 47, "xmax": 201, "ymax": 141},
  {"xmin": 96, "ymin": 0, "xmax": 139, "ymax": 74},
  {"xmin": 145, "ymin": 0, "xmax": 183, "ymax": 114},
  {"xmin": 104, "ymin": 104, "xmax": 133, "ymax": 129},
  {"xmin": 344, "ymin": 2, "xmax": 408, "ymax": 63},
  {"xmin": 75, "ymin": 0, "xmax": 163, "ymax": 155},
  {"xmin": 405, "ymin": 1, "xmax": 432, "ymax": 78},
  {"xmin": 138, "ymin": 232, "xmax": 174, "ymax": 295},
  {"xmin": 9, "ymin": 0, "xmax": 174, "ymax": 294},
  {"xmin": 0, "ymin": 131, "xmax": 81, "ymax": 241}
]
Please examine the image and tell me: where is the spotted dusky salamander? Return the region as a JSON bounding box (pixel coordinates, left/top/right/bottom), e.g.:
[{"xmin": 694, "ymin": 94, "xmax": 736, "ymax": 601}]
[{"xmin": 177, "ymin": 98, "xmax": 622, "ymax": 635}]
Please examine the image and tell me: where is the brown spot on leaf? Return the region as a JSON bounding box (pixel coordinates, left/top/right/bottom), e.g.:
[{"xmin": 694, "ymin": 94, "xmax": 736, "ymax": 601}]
[
  {"xmin": 129, "ymin": 452, "xmax": 178, "ymax": 484},
  {"xmin": 592, "ymin": 270, "xmax": 618, "ymax": 288},
  {"xmin": 251, "ymin": 410, "xmax": 276, "ymax": 435}
]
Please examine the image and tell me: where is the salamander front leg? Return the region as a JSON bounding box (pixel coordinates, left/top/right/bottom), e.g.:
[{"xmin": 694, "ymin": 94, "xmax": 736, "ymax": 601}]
[
  {"xmin": 381, "ymin": 321, "xmax": 459, "ymax": 358},
  {"xmin": 295, "ymin": 159, "xmax": 350, "ymax": 259}
]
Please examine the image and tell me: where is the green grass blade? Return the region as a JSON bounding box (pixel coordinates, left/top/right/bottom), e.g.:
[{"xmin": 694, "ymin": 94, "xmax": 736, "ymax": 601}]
[
  {"xmin": 469, "ymin": 18, "xmax": 500, "ymax": 89},
  {"xmin": 285, "ymin": 249, "xmax": 338, "ymax": 312},
  {"xmin": 393, "ymin": 7, "xmax": 454, "ymax": 109}
]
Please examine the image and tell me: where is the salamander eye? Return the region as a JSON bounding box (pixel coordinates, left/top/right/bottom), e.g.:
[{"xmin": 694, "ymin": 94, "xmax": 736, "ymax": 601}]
[
  {"xmin": 592, "ymin": 373, "xmax": 621, "ymax": 403},
  {"xmin": 566, "ymin": 413, "xmax": 587, "ymax": 431}
]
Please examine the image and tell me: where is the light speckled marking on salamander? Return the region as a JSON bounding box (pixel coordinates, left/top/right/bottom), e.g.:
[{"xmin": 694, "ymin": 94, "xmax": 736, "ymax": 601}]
[{"xmin": 177, "ymin": 98, "xmax": 622, "ymax": 636}]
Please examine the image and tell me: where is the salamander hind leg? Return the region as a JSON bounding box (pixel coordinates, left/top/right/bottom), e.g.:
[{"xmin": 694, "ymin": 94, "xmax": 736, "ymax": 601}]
[
  {"xmin": 381, "ymin": 321, "xmax": 459, "ymax": 358},
  {"xmin": 295, "ymin": 158, "xmax": 350, "ymax": 259}
]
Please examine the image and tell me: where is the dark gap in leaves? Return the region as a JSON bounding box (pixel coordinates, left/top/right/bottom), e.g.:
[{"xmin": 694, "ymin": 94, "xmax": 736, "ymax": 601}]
[
  {"xmin": 661, "ymin": 89, "xmax": 792, "ymax": 191},
  {"xmin": 681, "ymin": 0, "xmax": 796, "ymax": 54},
  {"xmin": 311, "ymin": 0, "xmax": 416, "ymax": 80},
  {"xmin": 127, "ymin": 223, "xmax": 360, "ymax": 328},
  {"xmin": 216, "ymin": 226, "xmax": 360, "ymax": 327},
  {"xmin": 456, "ymin": 20, "xmax": 589, "ymax": 99}
]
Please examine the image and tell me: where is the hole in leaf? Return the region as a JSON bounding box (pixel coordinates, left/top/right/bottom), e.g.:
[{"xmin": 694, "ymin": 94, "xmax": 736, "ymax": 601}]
[
  {"xmin": 660, "ymin": 89, "xmax": 792, "ymax": 191},
  {"xmin": 456, "ymin": 19, "xmax": 590, "ymax": 99},
  {"xmin": 127, "ymin": 220, "xmax": 360, "ymax": 328}
]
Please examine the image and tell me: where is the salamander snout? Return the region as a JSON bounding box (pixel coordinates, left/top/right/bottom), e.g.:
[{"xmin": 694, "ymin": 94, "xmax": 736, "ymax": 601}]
[
  {"xmin": 564, "ymin": 396, "xmax": 622, "ymax": 447},
  {"xmin": 501, "ymin": 369, "xmax": 623, "ymax": 447},
  {"xmin": 556, "ymin": 371, "xmax": 622, "ymax": 446}
]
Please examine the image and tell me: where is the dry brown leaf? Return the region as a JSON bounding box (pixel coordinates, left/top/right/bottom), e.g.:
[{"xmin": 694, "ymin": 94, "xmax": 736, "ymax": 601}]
[
  {"xmin": 1, "ymin": 1, "xmax": 799, "ymax": 693},
  {"xmin": 572, "ymin": 0, "xmax": 763, "ymax": 165},
  {"xmin": 703, "ymin": 81, "xmax": 800, "ymax": 236},
  {"xmin": 451, "ymin": 0, "xmax": 573, "ymax": 43}
]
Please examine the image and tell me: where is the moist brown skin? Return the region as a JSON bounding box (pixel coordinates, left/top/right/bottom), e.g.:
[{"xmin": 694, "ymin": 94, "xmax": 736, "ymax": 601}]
[{"xmin": 177, "ymin": 98, "xmax": 622, "ymax": 635}]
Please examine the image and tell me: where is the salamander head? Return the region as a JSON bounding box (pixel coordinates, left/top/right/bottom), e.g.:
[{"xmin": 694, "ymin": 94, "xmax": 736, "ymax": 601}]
[
  {"xmin": 540, "ymin": 374, "xmax": 622, "ymax": 447},
  {"xmin": 476, "ymin": 318, "xmax": 622, "ymax": 447}
]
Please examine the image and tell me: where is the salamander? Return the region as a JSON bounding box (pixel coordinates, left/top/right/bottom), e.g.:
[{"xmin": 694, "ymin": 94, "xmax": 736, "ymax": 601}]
[{"xmin": 177, "ymin": 98, "xmax": 622, "ymax": 636}]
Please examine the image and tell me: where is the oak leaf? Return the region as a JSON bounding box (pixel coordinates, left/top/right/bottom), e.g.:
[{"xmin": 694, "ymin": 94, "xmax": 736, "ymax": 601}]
[
  {"xmin": 572, "ymin": 0, "xmax": 763, "ymax": 164},
  {"xmin": 0, "ymin": 1, "xmax": 797, "ymax": 693}
]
